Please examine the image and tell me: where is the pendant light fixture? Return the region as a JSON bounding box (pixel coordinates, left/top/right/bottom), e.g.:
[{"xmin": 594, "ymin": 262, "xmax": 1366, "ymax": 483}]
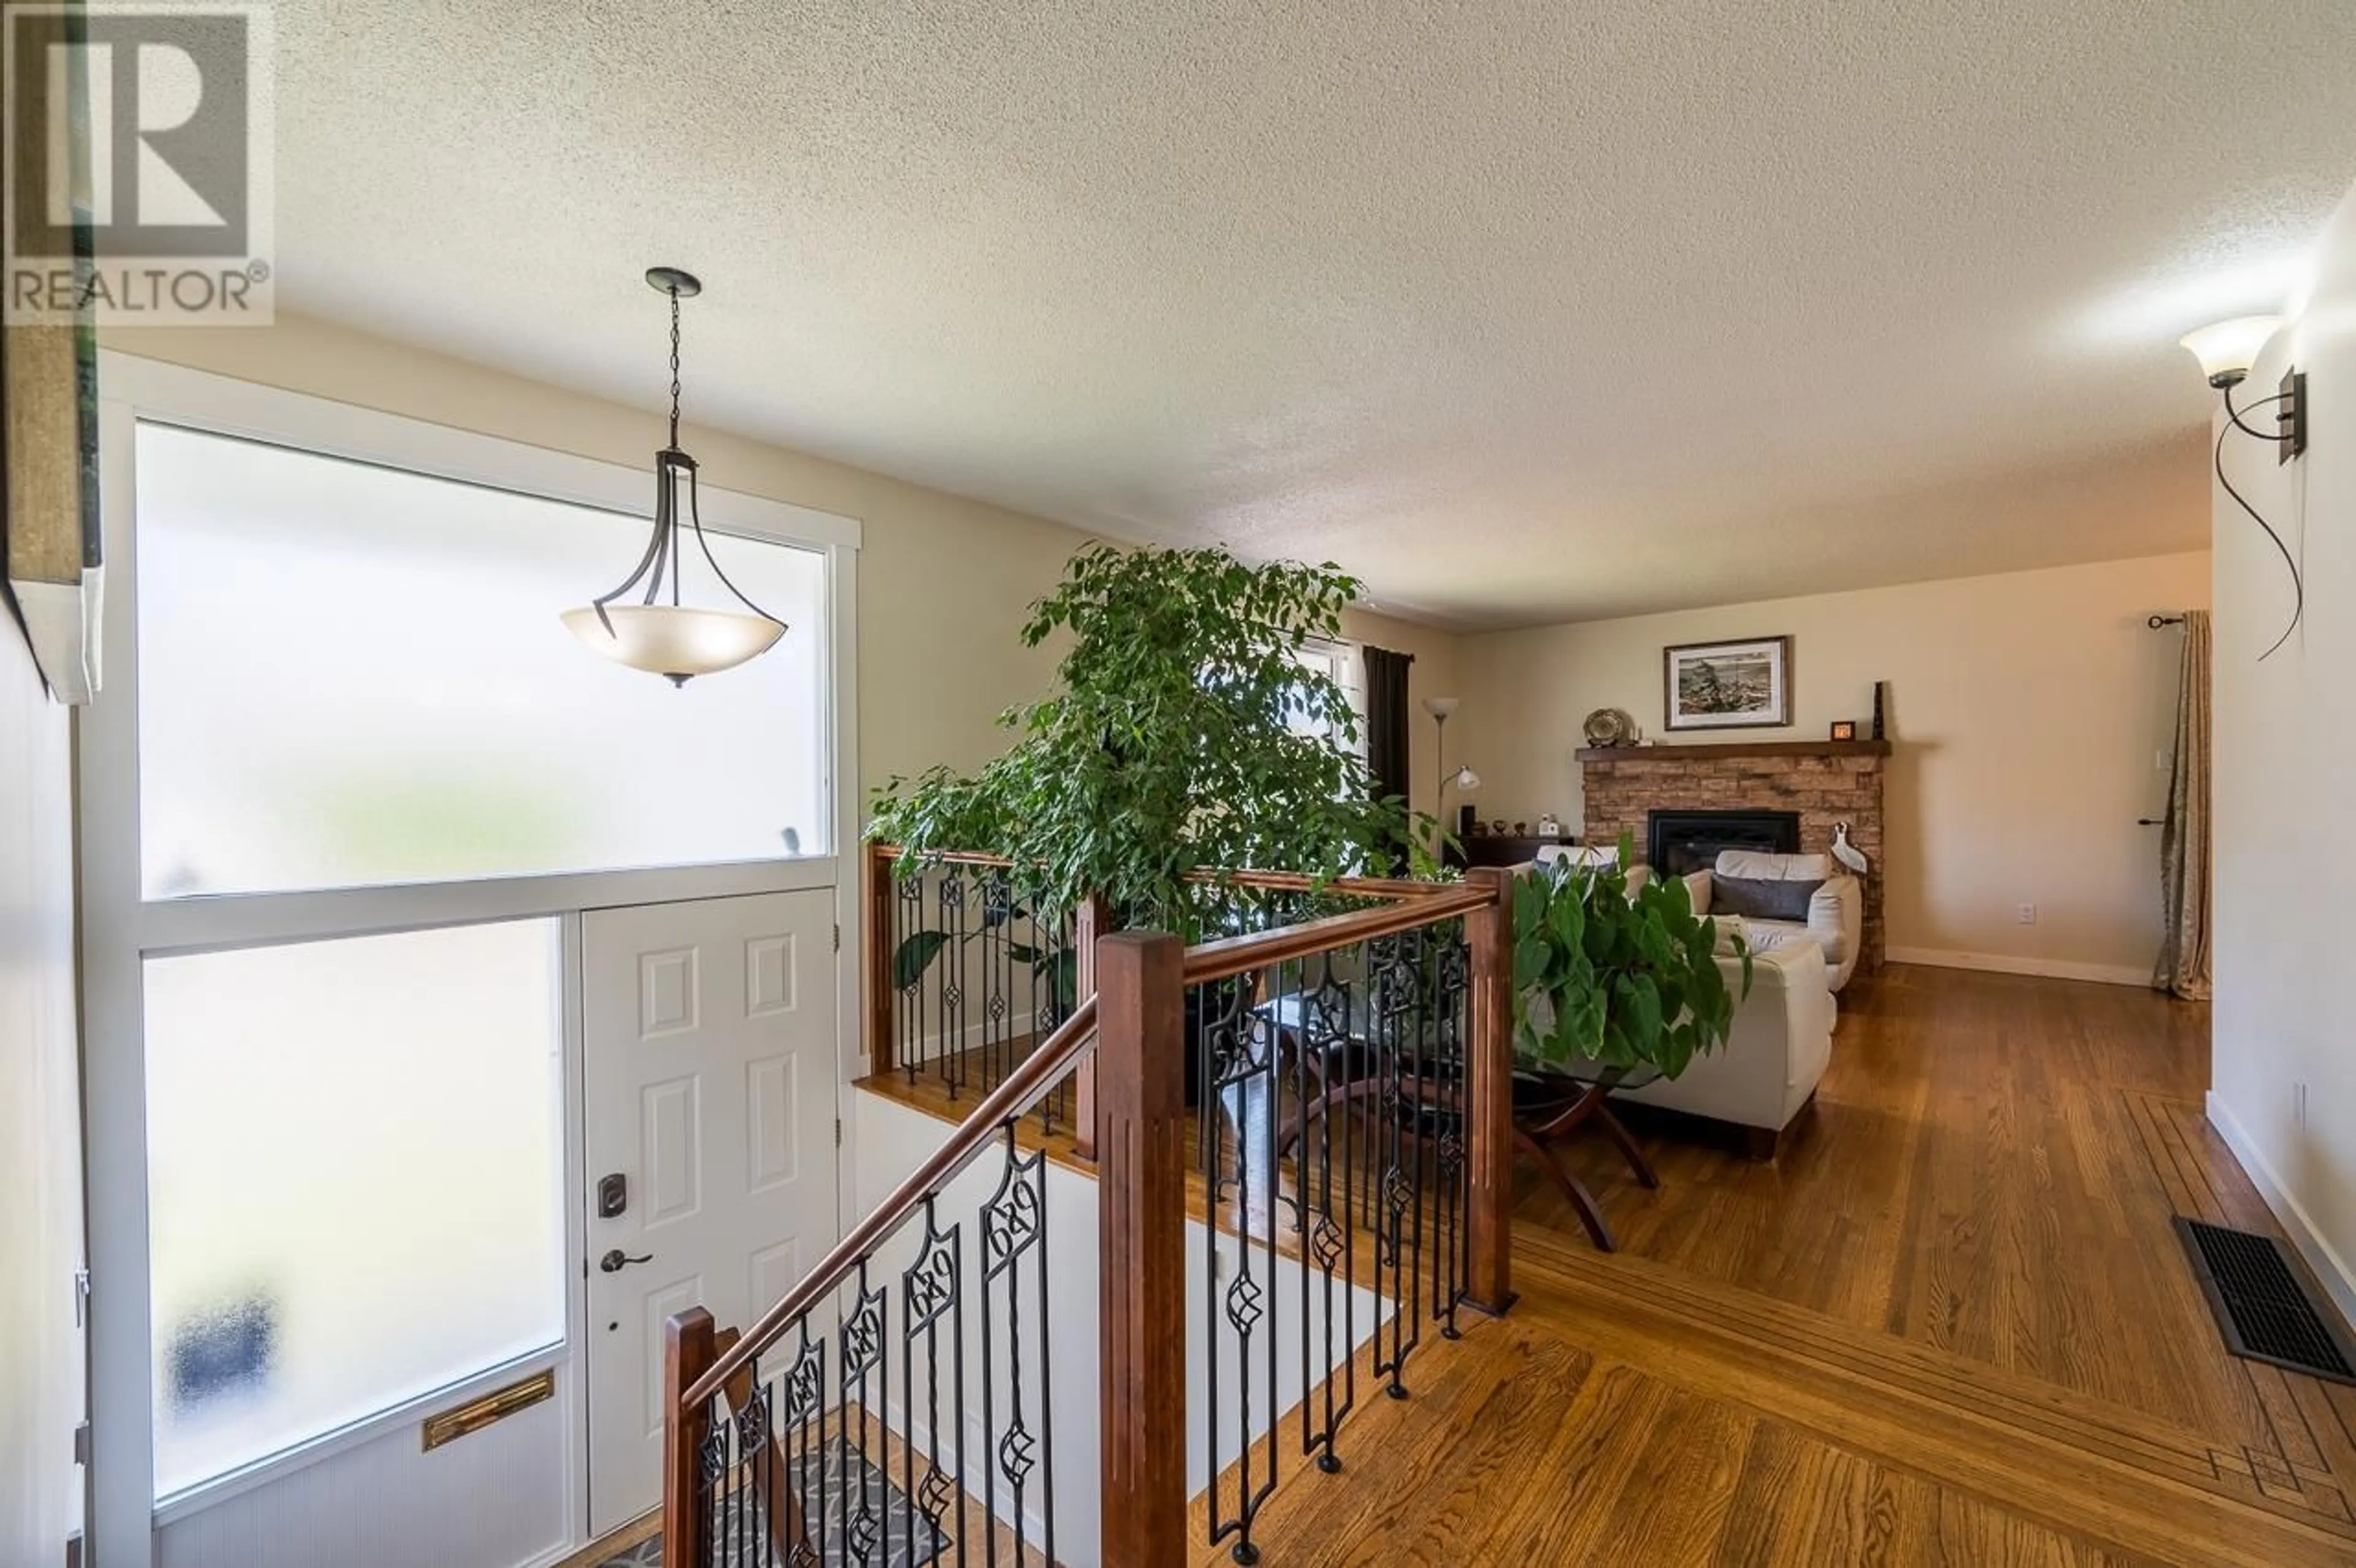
[{"xmin": 561, "ymin": 266, "xmax": 785, "ymax": 685}]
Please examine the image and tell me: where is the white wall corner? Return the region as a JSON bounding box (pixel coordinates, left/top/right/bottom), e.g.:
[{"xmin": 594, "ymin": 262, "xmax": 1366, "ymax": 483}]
[
  {"xmin": 2206, "ymin": 1091, "xmax": 2356, "ymax": 1332},
  {"xmin": 7, "ymin": 570, "xmax": 102, "ymax": 704}
]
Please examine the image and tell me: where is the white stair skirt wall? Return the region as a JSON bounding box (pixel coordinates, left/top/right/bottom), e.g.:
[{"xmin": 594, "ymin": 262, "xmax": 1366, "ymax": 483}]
[
  {"xmin": 155, "ymin": 1379, "xmax": 574, "ymax": 1568},
  {"xmin": 849, "ymin": 1090, "xmax": 1390, "ymax": 1568}
]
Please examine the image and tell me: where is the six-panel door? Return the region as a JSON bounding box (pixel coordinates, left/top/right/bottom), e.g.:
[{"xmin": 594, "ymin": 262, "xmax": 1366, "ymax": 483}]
[{"xmin": 581, "ymin": 890, "xmax": 840, "ymax": 1535}]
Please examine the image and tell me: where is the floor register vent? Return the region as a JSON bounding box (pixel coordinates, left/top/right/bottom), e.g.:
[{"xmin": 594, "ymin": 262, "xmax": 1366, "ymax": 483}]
[{"xmin": 2176, "ymin": 1217, "xmax": 2356, "ymax": 1385}]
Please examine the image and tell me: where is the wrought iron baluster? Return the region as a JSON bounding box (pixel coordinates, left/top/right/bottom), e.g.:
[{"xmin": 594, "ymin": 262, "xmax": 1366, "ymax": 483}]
[
  {"xmin": 981, "ymin": 1123, "xmax": 1047, "ymax": 1564},
  {"xmin": 938, "ymin": 875, "xmax": 970, "ymax": 1105},
  {"xmin": 775, "ymin": 1320, "xmax": 826, "ymax": 1568},
  {"xmin": 903, "ymin": 1196, "xmax": 963, "ymax": 1564},
  {"xmin": 839, "ymin": 1263, "xmax": 888, "ymax": 1564},
  {"xmin": 898, "ymin": 874, "xmax": 926, "ymax": 1087}
]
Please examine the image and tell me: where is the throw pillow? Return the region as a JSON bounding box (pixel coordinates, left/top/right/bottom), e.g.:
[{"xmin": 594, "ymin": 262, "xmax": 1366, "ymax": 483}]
[{"xmin": 1711, "ymin": 873, "xmax": 1823, "ymax": 923}]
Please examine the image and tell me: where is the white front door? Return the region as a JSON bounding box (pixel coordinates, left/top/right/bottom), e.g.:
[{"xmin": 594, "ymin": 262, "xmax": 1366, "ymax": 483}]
[{"xmin": 582, "ymin": 890, "xmax": 841, "ymax": 1535}]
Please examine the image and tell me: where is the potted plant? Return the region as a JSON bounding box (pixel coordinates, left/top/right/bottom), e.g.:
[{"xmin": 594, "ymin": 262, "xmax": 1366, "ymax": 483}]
[
  {"xmin": 1509, "ymin": 834, "xmax": 1753, "ymax": 1080},
  {"xmin": 869, "ymin": 544, "xmax": 1438, "ymax": 1091}
]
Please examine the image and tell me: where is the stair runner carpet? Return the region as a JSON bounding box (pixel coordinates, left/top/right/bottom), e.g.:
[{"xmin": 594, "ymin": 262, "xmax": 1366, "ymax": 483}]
[{"xmin": 599, "ymin": 1447, "xmax": 947, "ymax": 1568}]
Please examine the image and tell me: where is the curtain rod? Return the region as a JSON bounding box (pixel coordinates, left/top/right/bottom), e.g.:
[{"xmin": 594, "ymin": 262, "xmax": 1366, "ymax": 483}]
[{"xmin": 2147, "ymin": 613, "xmax": 2187, "ymax": 629}]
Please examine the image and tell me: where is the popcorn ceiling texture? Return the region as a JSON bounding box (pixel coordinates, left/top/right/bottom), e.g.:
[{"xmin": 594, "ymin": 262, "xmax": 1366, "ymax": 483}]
[
  {"xmin": 265, "ymin": 2, "xmax": 2356, "ymax": 626},
  {"xmin": 1582, "ymin": 751, "xmax": 1886, "ymax": 972}
]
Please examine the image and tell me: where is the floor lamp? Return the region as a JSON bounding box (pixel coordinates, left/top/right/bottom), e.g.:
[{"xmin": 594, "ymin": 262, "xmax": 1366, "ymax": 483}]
[{"xmin": 1423, "ymin": 696, "xmax": 1480, "ymax": 839}]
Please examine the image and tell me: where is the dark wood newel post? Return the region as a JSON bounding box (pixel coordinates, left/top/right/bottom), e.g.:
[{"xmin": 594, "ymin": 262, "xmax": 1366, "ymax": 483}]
[
  {"xmin": 1071, "ymin": 891, "xmax": 1110, "ymax": 1160},
  {"xmin": 1096, "ymin": 930, "xmax": 1188, "ymax": 1566},
  {"xmin": 663, "ymin": 1307, "xmax": 718, "ymax": 1567},
  {"xmin": 1465, "ymin": 868, "xmax": 1517, "ymax": 1315}
]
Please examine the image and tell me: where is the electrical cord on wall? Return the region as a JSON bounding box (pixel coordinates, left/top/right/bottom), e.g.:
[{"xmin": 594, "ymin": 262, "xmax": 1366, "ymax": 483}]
[{"xmin": 2217, "ymin": 384, "xmax": 2303, "ymax": 661}]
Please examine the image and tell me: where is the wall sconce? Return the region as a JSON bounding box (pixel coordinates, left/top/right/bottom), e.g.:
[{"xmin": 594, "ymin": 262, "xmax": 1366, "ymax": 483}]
[{"xmin": 2179, "ymin": 315, "xmax": 2306, "ymax": 659}]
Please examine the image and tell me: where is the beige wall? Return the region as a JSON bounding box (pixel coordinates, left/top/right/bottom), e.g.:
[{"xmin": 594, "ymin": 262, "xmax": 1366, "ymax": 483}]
[
  {"xmin": 1455, "ymin": 552, "xmax": 2211, "ymax": 980},
  {"xmin": 2208, "ymin": 177, "xmax": 2356, "ymax": 1323},
  {"xmin": 103, "ymin": 314, "xmax": 1093, "ymax": 807}
]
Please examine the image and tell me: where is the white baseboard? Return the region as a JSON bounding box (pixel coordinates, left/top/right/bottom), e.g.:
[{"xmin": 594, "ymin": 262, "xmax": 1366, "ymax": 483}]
[
  {"xmin": 895, "ymin": 1010, "xmax": 1040, "ymax": 1070},
  {"xmin": 2204, "ymin": 1091, "xmax": 2356, "ymax": 1332},
  {"xmin": 1884, "ymin": 946, "xmax": 2152, "ymax": 988}
]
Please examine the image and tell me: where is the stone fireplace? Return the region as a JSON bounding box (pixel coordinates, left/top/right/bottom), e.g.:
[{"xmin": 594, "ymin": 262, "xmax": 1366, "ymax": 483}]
[{"xmin": 1580, "ymin": 740, "xmax": 1888, "ymax": 972}]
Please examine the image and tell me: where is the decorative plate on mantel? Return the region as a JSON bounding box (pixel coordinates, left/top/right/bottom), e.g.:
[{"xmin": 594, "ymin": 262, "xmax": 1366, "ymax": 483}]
[{"xmin": 1582, "ymin": 707, "xmax": 1637, "ymax": 747}]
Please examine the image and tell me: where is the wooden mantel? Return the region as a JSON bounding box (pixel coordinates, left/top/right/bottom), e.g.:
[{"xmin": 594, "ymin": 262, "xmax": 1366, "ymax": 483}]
[{"xmin": 1576, "ymin": 739, "xmax": 1892, "ymax": 764}]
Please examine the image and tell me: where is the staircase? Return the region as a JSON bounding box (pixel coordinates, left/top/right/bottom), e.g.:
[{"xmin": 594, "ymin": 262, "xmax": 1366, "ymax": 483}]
[{"xmin": 655, "ymin": 853, "xmax": 1518, "ymax": 1567}]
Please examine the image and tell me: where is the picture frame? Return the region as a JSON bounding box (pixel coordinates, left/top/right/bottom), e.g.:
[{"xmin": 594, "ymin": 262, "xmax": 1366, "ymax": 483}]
[
  {"xmin": 1663, "ymin": 635, "xmax": 1793, "ymax": 731},
  {"xmin": 1830, "ymin": 720, "xmax": 1857, "ymax": 742}
]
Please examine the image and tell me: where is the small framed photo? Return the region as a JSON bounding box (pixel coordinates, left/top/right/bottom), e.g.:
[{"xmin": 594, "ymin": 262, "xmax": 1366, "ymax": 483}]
[
  {"xmin": 1664, "ymin": 636, "xmax": 1793, "ymax": 731},
  {"xmin": 1829, "ymin": 720, "xmax": 1857, "ymax": 742}
]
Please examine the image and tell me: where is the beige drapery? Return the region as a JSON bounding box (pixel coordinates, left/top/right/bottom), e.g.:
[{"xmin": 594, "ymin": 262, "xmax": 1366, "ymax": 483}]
[{"xmin": 2155, "ymin": 610, "xmax": 2212, "ymax": 1000}]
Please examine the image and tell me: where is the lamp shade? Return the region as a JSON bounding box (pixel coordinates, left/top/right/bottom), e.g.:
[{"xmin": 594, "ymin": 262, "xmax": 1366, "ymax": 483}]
[
  {"xmin": 1452, "ymin": 766, "xmax": 1481, "ymax": 793},
  {"xmin": 2179, "ymin": 315, "xmax": 2283, "ymax": 388},
  {"xmin": 561, "ymin": 604, "xmax": 785, "ymax": 685},
  {"xmin": 1422, "ymin": 696, "xmax": 1460, "ymax": 720}
]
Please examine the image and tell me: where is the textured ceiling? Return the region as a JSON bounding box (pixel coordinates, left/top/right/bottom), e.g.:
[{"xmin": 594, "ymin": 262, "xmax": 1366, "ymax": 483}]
[{"xmin": 265, "ymin": 1, "xmax": 2356, "ymax": 628}]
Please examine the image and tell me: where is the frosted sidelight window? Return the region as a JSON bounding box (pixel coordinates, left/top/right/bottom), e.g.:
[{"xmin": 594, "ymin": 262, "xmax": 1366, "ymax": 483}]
[
  {"xmin": 134, "ymin": 421, "xmax": 830, "ymax": 898},
  {"xmin": 144, "ymin": 921, "xmax": 564, "ymax": 1499}
]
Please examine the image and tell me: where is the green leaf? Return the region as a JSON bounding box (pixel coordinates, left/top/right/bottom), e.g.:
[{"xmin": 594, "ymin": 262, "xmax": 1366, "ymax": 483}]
[{"xmin": 891, "ymin": 930, "xmax": 952, "ymax": 991}]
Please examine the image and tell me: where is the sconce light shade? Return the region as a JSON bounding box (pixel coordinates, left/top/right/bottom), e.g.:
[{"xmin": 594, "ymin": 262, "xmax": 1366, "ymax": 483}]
[
  {"xmin": 2179, "ymin": 315, "xmax": 2284, "ymax": 389},
  {"xmin": 1422, "ymin": 696, "xmax": 1460, "ymax": 721},
  {"xmin": 1452, "ymin": 766, "xmax": 1481, "ymax": 794}
]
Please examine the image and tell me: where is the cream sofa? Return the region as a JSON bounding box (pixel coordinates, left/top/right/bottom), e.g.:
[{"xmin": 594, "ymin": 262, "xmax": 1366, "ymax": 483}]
[
  {"xmin": 1614, "ymin": 932, "xmax": 1834, "ymax": 1157},
  {"xmin": 1680, "ymin": 850, "xmax": 1861, "ymax": 992}
]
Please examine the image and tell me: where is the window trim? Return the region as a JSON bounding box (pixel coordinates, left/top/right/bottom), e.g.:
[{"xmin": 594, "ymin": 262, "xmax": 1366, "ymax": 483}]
[{"xmin": 80, "ymin": 353, "xmax": 864, "ymax": 1557}]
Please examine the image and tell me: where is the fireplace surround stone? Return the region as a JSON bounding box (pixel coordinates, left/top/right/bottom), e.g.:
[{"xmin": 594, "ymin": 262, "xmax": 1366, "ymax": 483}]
[{"xmin": 1579, "ymin": 740, "xmax": 1887, "ymax": 973}]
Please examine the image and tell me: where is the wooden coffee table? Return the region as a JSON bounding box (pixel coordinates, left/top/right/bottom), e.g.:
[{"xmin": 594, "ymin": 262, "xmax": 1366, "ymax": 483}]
[{"xmin": 1512, "ymin": 1062, "xmax": 1661, "ymax": 1251}]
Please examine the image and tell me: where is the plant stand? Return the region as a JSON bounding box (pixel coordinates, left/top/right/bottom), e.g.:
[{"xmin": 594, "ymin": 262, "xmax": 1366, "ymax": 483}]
[{"xmin": 1511, "ymin": 1065, "xmax": 1660, "ymax": 1251}]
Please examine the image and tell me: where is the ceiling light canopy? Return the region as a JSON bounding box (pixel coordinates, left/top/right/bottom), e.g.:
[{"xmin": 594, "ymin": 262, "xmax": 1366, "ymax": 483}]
[
  {"xmin": 2178, "ymin": 315, "xmax": 2284, "ymax": 389},
  {"xmin": 563, "ymin": 266, "xmax": 786, "ymax": 685}
]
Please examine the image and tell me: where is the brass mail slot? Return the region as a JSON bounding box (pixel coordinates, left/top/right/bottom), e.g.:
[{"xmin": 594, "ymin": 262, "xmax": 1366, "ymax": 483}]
[{"xmin": 422, "ymin": 1369, "xmax": 555, "ymax": 1452}]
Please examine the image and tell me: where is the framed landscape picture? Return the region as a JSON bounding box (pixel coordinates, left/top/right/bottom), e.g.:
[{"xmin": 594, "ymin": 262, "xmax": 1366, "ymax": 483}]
[{"xmin": 1664, "ymin": 635, "xmax": 1792, "ymax": 731}]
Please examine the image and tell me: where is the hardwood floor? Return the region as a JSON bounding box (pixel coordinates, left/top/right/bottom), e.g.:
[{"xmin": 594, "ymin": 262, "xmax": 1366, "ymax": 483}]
[{"xmin": 1193, "ymin": 964, "xmax": 2356, "ymax": 1566}]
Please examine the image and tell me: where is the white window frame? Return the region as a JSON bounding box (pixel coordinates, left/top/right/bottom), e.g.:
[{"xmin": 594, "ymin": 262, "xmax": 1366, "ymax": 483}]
[
  {"xmin": 1290, "ymin": 634, "xmax": 1366, "ymax": 758},
  {"xmin": 79, "ymin": 353, "xmax": 864, "ymax": 1561}
]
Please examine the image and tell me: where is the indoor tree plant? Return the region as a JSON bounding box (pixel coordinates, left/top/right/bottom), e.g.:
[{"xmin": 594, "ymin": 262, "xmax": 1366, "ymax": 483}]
[
  {"xmin": 1510, "ymin": 834, "xmax": 1754, "ymax": 1080},
  {"xmin": 869, "ymin": 542, "xmax": 1436, "ymax": 941}
]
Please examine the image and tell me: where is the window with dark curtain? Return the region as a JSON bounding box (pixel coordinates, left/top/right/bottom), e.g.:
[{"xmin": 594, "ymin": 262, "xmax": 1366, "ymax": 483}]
[{"xmin": 1363, "ymin": 647, "xmax": 1414, "ymax": 861}]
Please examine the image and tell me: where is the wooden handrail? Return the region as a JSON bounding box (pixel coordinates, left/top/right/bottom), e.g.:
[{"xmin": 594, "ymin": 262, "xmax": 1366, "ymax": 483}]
[
  {"xmin": 1182, "ymin": 882, "xmax": 1496, "ymax": 984},
  {"xmin": 683, "ymin": 993, "xmax": 1099, "ymax": 1408}
]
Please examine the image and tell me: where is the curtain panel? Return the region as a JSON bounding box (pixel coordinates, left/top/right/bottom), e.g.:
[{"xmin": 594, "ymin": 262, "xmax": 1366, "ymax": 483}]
[{"xmin": 2155, "ymin": 610, "xmax": 2212, "ymax": 1001}]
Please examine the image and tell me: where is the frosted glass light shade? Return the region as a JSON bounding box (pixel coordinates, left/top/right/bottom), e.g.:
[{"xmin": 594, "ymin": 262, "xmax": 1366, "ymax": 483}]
[
  {"xmin": 560, "ymin": 604, "xmax": 785, "ymax": 682},
  {"xmin": 1452, "ymin": 766, "xmax": 1481, "ymax": 793},
  {"xmin": 1422, "ymin": 696, "xmax": 1460, "ymax": 720},
  {"xmin": 2179, "ymin": 315, "xmax": 2283, "ymax": 388}
]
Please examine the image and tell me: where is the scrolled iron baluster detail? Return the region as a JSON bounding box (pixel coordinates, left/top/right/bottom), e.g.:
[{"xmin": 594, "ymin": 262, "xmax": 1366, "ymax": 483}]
[
  {"xmin": 836, "ymin": 1266, "xmax": 887, "ymax": 1564},
  {"xmin": 897, "ymin": 873, "xmax": 926, "ymax": 1088},
  {"xmin": 1199, "ymin": 965, "xmax": 1282, "ymax": 1565},
  {"xmin": 980, "ymin": 1121, "xmax": 1053, "ymax": 1565},
  {"xmin": 937, "ymin": 873, "xmax": 970, "ymax": 1104}
]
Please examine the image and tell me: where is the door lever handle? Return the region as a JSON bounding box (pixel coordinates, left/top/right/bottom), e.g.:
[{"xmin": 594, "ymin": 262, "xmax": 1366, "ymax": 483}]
[{"xmin": 598, "ymin": 1248, "xmax": 653, "ymax": 1274}]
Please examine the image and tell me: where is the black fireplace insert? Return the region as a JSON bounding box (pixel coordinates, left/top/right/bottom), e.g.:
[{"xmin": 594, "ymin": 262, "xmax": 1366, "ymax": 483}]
[{"xmin": 1647, "ymin": 809, "xmax": 1800, "ymax": 877}]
